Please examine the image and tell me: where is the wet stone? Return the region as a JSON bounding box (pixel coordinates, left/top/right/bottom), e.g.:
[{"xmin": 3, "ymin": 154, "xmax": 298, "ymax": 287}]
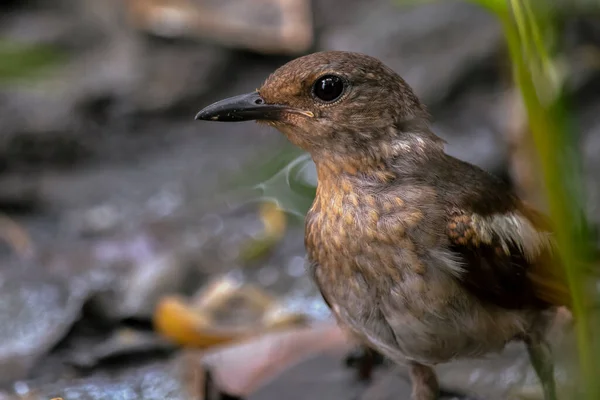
[
  {"xmin": 64, "ymin": 328, "xmax": 177, "ymax": 369},
  {"xmin": 20, "ymin": 357, "xmax": 198, "ymax": 400},
  {"xmin": 249, "ymin": 350, "xmax": 368, "ymax": 400},
  {"xmin": 0, "ymin": 268, "xmax": 87, "ymax": 386}
]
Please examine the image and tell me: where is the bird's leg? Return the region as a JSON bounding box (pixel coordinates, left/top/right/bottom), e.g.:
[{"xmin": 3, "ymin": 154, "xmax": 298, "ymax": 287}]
[
  {"xmin": 409, "ymin": 361, "xmax": 439, "ymax": 400},
  {"xmin": 525, "ymin": 336, "xmax": 558, "ymax": 400},
  {"xmin": 345, "ymin": 344, "xmax": 385, "ymax": 381}
]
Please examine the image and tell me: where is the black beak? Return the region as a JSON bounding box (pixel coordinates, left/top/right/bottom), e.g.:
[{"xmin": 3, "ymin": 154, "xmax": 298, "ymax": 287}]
[{"xmin": 195, "ymin": 91, "xmax": 289, "ymax": 122}]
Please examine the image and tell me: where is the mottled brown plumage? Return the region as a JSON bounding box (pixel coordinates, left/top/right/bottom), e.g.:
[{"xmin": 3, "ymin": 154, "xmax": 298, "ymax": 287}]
[{"xmin": 195, "ymin": 51, "xmax": 570, "ymax": 400}]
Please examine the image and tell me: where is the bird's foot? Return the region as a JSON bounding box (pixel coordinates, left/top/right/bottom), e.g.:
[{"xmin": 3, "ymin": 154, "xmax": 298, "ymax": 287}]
[
  {"xmin": 409, "ymin": 362, "xmax": 439, "ymax": 400},
  {"xmin": 525, "ymin": 335, "xmax": 558, "ymax": 400}
]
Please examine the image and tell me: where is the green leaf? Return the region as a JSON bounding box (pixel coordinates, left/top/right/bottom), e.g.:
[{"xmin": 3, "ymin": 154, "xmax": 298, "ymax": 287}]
[
  {"xmin": 223, "ymin": 142, "xmax": 317, "ymax": 222},
  {"xmin": 491, "ymin": 1, "xmax": 599, "ymax": 398},
  {"xmin": 0, "ymin": 40, "xmax": 65, "ymax": 82}
]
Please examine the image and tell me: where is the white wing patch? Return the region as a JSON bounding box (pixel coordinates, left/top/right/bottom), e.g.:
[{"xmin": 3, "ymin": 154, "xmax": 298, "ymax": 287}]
[{"xmin": 471, "ymin": 212, "xmax": 555, "ymax": 261}]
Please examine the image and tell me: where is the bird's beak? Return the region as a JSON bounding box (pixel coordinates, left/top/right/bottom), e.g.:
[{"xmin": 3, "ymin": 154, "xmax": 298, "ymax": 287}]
[{"xmin": 195, "ymin": 91, "xmax": 313, "ymax": 122}]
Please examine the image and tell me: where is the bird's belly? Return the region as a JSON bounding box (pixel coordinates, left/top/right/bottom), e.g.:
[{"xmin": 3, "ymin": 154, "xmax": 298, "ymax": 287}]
[{"xmin": 318, "ymin": 265, "xmax": 538, "ymax": 366}]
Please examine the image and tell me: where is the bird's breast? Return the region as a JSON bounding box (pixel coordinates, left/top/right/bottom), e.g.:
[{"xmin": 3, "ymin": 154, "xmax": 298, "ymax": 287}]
[
  {"xmin": 304, "ymin": 181, "xmax": 537, "ymax": 364},
  {"xmin": 305, "ymin": 178, "xmax": 435, "ymax": 281},
  {"xmin": 304, "ymin": 180, "xmax": 439, "ymax": 327}
]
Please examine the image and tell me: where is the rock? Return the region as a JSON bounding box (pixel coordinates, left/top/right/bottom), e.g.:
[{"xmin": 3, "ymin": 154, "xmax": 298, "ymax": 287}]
[
  {"xmin": 54, "ymin": 228, "xmax": 208, "ymax": 322},
  {"xmin": 0, "ymin": 0, "xmax": 232, "ymax": 173},
  {"xmin": 0, "ymin": 174, "xmax": 43, "ymax": 215},
  {"xmin": 200, "ymin": 323, "xmax": 353, "ymax": 397},
  {"xmin": 249, "ymin": 349, "xmax": 365, "ymax": 400},
  {"xmin": 16, "ymin": 324, "xmax": 349, "ymax": 400},
  {"xmin": 17, "ymin": 357, "xmax": 202, "ymax": 400},
  {"xmin": 128, "ymin": 37, "xmax": 232, "ymax": 113},
  {"xmin": 0, "ymin": 8, "xmax": 84, "ymax": 49},
  {"xmin": 0, "ymin": 267, "xmax": 87, "ymax": 386},
  {"xmin": 65, "ymin": 328, "xmax": 176, "ymax": 369},
  {"xmin": 319, "ymin": 0, "xmax": 503, "ymax": 106},
  {"xmin": 41, "ymin": 201, "xmax": 293, "ymax": 322},
  {"xmin": 358, "ymin": 368, "xmax": 476, "ymax": 400},
  {"xmin": 128, "ymin": 0, "xmax": 314, "ymax": 55}
]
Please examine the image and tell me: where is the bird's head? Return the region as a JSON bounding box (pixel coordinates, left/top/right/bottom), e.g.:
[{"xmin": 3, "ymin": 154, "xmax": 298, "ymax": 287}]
[{"xmin": 196, "ymin": 51, "xmax": 441, "ymax": 166}]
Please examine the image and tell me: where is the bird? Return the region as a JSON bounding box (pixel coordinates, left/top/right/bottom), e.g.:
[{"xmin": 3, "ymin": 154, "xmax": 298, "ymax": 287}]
[{"xmin": 195, "ymin": 51, "xmax": 571, "ymax": 400}]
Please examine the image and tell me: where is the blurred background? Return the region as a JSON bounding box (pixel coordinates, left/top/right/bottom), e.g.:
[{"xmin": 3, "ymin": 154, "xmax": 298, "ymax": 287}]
[{"xmin": 0, "ymin": 0, "xmax": 599, "ymax": 399}]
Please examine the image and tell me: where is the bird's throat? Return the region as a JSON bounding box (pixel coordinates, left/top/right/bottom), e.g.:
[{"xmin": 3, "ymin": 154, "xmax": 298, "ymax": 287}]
[
  {"xmin": 311, "ymin": 133, "xmax": 444, "ymax": 184},
  {"xmin": 314, "ymin": 156, "xmax": 397, "ymax": 187}
]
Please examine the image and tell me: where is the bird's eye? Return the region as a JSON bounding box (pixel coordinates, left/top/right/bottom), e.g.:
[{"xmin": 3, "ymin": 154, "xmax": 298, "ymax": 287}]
[{"xmin": 312, "ymin": 75, "xmax": 345, "ymax": 103}]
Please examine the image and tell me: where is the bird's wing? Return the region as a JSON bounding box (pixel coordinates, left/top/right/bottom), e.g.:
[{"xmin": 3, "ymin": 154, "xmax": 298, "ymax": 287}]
[{"xmin": 446, "ymin": 201, "xmax": 571, "ymax": 310}]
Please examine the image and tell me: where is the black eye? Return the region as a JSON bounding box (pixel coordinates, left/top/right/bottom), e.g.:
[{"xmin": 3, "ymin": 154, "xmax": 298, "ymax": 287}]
[{"xmin": 312, "ymin": 75, "xmax": 345, "ymax": 103}]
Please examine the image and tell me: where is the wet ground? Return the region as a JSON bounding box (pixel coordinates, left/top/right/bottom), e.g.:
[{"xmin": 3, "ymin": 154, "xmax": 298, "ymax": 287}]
[{"xmin": 0, "ymin": 0, "xmax": 599, "ymax": 399}]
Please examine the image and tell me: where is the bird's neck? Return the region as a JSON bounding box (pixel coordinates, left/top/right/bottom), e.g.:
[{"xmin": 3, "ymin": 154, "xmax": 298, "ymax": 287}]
[{"xmin": 312, "ymin": 134, "xmax": 444, "ymax": 185}]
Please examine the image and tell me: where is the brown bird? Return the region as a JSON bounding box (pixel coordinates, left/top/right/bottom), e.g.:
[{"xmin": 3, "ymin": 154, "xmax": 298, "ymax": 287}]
[{"xmin": 195, "ymin": 51, "xmax": 571, "ymax": 400}]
